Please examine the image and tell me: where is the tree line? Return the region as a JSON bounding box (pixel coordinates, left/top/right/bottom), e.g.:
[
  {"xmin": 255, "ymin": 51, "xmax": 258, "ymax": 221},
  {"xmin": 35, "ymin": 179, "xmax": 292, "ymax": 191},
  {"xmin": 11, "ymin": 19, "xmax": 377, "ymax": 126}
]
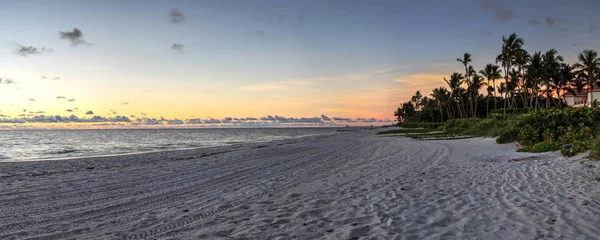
[{"xmin": 395, "ymin": 33, "xmax": 600, "ymax": 123}]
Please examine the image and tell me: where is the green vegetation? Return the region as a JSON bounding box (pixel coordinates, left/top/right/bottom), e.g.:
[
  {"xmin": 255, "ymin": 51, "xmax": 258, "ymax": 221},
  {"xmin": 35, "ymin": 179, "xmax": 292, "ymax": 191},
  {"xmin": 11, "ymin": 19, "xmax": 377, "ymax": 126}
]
[
  {"xmin": 392, "ymin": 32, "xmax": 600, "ymax": 158},
  {"xmin": 377, "ymin": 128, "xmax": 433, "ymax": 135}
]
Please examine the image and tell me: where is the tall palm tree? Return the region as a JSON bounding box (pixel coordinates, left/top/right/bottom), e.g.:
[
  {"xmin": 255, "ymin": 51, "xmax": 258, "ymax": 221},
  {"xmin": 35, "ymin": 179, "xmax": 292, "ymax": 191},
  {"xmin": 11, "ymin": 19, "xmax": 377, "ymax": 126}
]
[
  {"xmin": 541, "ymin": 49, "xmax": 564, "ymax": 108},
  {"xmin": 469, "ymin": 74, "xmax": 487, "ymax": 117},
  {"xmin": 479, "ymin": 63, "xmax": 502, "ymax": 113},
  {"xmin": 457, "ymin": 53, "xmax": 473, "ymax": 116},
  {"xmin": 430, "ymin": 87, "xmax": 450, "ymax": 121},
  {"xmin": 508, "ymin": 69, "xmax": 521, "ymax": 108},
  {"xmin": 444, "ymin": 73, "xmax": 466, "ymax": 118},
  {"xmin": 574, "ymin": 49, "xmax": 600, "ymax": 106},
  {"xmin": 527, "ymin": 52, "xmax": 544, "ymax": 110},
  {"xmin": 555, "ymin": 63, "xmax": 574, "ymax": 105},
  {"xmin": 514, "ymin": 49, "xmax": 531, "ymax": 108},
  {"xmin": 496, "ymin": 33, "xmax": 524, "ymax": 113}
]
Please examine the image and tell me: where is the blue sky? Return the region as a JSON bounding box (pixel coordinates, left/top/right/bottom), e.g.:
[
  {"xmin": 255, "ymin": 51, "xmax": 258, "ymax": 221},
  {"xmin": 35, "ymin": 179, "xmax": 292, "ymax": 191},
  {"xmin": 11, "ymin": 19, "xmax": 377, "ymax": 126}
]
[{"xmin": 1, "ymin": 0, "xmax": 599, "ymax": 127}]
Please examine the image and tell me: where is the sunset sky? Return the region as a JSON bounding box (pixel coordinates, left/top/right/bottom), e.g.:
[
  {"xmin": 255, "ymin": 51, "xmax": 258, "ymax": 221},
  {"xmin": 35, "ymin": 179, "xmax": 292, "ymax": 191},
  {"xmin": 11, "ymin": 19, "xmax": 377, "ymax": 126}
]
[{"xmin": 1, "ymin": 0, "xmax": 600, "ymax": 127}]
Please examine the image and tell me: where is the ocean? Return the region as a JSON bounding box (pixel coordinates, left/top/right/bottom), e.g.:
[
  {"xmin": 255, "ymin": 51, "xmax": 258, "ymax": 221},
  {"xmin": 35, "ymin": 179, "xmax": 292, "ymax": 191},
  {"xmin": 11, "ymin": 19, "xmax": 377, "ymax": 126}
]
[{"xmin": 0, "ymin": 128, "xmax": 340, "ymax": 161}]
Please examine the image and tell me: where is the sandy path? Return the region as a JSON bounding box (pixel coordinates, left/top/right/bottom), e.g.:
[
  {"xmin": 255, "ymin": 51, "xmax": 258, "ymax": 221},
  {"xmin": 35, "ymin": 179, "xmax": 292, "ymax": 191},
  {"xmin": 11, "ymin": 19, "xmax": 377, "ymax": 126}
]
[{"xmin": 0, "ymin": 130, "xmax": 598, "ymax": 239}]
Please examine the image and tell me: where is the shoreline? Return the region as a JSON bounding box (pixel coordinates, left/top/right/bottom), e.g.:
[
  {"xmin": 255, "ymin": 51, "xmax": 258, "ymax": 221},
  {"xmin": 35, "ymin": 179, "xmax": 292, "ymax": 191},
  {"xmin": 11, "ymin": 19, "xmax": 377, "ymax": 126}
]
[
  {"xmin": 0, "ymin": 131, "xmax": 598, "ymax": 239},
  {"xmin": 0, "ymin": 131, "xmax": 341, "ymax": 163}
]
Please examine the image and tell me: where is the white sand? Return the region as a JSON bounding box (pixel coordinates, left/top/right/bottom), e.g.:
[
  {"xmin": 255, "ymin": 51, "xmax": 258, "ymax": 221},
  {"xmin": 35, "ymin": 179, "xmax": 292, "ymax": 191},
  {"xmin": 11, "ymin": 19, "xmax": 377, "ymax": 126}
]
[{"xmin": 0, "ymin": 130, "xmax": 599, "ymax": 239}]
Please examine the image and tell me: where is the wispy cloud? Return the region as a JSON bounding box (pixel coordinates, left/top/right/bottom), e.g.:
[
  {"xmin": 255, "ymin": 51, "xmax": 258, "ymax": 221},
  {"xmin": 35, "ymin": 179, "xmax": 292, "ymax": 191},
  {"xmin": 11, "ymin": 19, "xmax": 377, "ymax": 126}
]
[
  {"xmin": 14, "ymin": 44, "xmax": 52, "ymax": 56},
  {"xmin": 56, "ymin": 96, "xmax": 66, "ymax": 99},
  {"xmin": 297, "ymin": 15, "xmax": 305, "ymax": 24},
  {"xmin": 59, "ymin": 28, "xmax": 91, "ymax": 46},
  {"xmin": 545, "ymin": 17, "xmax": 556, "ymax": 27},
  {"xmin": 238, "ymin": 80, "xmax": 312, "ymax": 92},
  {"xmin": 68, "ymin": 99, "xmax": 76, "ymax": 102},
  {"xmin": 528, "ymin": 19, "xmax": 540, "ymax": 25},
  {"xmin": 28, "ymin": 98, "xmax": 36, "ymax": 102},
  {"xmin": 247, "ymin": 30, "xmax": 266, "ymax": 37},
  {"xmin": 482, "ymin": 0, "xmax": 512, "ymax": 23},
  {"xmin": 168, "ymin": 8, "xmax": 186, "ymax": 24},
  {"xmin": 0, "ymin": 78, "xmax": 16, "ymax": 84},
  {"xmin": 171, "ymin": 43, "xmax": 184, "ymax": 54}
]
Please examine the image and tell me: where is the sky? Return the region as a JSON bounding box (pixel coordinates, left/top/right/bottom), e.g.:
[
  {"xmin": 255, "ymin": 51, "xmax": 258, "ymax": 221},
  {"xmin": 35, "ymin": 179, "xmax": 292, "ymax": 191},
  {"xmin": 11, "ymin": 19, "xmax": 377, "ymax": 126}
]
[{"xmin": 1, "ymin": 0, "xmax": 600, "ymax": 128}]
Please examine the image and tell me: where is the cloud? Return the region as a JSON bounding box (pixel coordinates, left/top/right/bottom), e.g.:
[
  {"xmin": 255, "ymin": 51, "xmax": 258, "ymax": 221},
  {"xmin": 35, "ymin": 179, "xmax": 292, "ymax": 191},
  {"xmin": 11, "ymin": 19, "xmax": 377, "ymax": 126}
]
[
  {"xmin": 14, "ymin": 44, "xmax": 52, "ymax": 56},
  {"xmin": 248, "ymin": 30, "xmax": 266, "ymax": 37},
  {"xmin": 278, "ymin": 14, "xmax": 286, "ymax": 21},
  {"xmin": 29, "ymin": 111, "xmax": 44, "ymax": 114},
  {"xmin": 51, "ymin": 76, "xmax": 61, "ymax": 80},
  {"xmin": 171, "ymin": 43, "xmax": 184, "ymax": 54},
  {"xmin": 297, "ymin": 15, "xmax": 305, "ymax": 24},
  {"xmin": 29, "ymin": 98, "xmax": 36, "ymax": 102},
  {"xmin": 545, "ymin": 17, "xmax": 555, "ymax": 27},
  {"xmin": 590, "ymin": 25, "xmax": 596, "ymax": 34},
  {"xmin": 56, "ymin": 96, "xmax": 66, "ymax": 99},
  {"xmin": 59, "ymin": 28, "xmax": 91, "ymax": 46},
  {"xmin": 482, "ymin": 0, "xmax": 512, "ymax": 23},
  {"xmin": 0, "ymin": 78, "xmax": 16, "ymax": 84},
  {"xmin": 41, "ymin": 76, "xmax": 47, "ymax": 79},
  {"xmin": 85, "ymin": 110, "xmax": 94, "ymax": 115},
  {"xmin": 238, "ymin": 79, "xmax": 312, "ymax": 92},
  {"xmin": 168, "ymin": 8, "xmax": 186, "ymax": 24},
  {"xmin": 65, "ymin": 109, "xmax": 74, "ymax": 112},
  {"xmin": 320, "ymin": 114, "xmax": 331, "ymax": 121},
  {"xmin": 122, "ymin": 102, "xmax": 129, "ymax": 105},
  {"xmin": 528, "ymin": 19, "xmax": 540, "ymax": 25},
  {"xmin": 68, "ymin": 99, "xmax": 76, "ymax": 102}
]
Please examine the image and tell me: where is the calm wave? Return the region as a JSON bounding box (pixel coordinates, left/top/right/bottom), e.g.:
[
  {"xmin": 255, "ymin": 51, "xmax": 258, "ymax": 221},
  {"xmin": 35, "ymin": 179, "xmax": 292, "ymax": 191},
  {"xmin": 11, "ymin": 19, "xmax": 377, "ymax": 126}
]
[{"xmin": 0, "ymin": 128, "xmax": 340, "ymax": 161}]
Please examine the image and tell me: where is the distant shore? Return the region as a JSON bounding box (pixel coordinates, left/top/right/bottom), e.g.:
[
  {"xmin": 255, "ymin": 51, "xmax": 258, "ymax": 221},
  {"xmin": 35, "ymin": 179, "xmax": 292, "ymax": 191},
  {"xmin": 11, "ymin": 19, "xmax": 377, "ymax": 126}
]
[{"xmin": 0, "ymin": 130, "xmax": 598, "ymax": 239}]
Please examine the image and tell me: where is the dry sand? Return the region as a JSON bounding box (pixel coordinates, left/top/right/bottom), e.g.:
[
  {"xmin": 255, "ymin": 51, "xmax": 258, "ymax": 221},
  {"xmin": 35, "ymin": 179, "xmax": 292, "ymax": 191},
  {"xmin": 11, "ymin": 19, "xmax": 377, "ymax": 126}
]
[{"xmin": 0, "ymin": 130, "xmax": 599, "ymax": 239}]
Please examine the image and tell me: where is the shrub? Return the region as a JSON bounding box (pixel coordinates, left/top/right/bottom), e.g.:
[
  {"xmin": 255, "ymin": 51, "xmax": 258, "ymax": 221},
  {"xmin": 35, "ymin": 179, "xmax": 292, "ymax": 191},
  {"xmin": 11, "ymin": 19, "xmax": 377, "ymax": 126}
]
[{"xmin": 518, "ymin": 141, "xmax": 561, "ymax": 153}]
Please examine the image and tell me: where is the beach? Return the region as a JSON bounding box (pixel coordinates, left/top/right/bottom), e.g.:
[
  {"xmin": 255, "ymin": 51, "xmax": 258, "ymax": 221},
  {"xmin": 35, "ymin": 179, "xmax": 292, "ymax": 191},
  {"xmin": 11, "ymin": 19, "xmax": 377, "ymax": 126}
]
[{"xmin": 0, "ymin": 130, "xmax": 599, "ymax": 239}]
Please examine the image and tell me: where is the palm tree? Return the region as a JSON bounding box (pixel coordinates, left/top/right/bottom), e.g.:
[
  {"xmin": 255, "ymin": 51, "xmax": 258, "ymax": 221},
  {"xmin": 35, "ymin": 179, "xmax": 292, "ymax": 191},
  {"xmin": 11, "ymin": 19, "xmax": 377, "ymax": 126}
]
[
  {"xmin": 555, "ymin": 63, "xmax": 574, "ymax": 105},
  {"xmin": 479, "ymin": 64, "xmax": 502, "ymax": 114},
  {"xmin": 508, "ymin": 69, "xmax": 521, "ymax": 108},
  {"xmin": 541, "ymin": 49, "xmax": 564, "ymax": 108},
  {"xmin": 469, "ymin": 74, "xmax": 487, "ymax": 117},
  {"xmin": 574, "ymin": 49, "xmax": 600, "ymax": 106},
  {"xmin": 496, "ymin": 33, "xmax": 524, "ymax": 113},
  {"xmin": 527, "ymin": 52, "xmax": 544, "ymax": 110},
  {"xmin": 444, "ymin": 73, "xmax": 466, "ymax": 118},
  {"xmin": 430, "ymin": 87, "xmax": 450, "ymax": 121},
  {"xmin": 457, "ymin": 53, "xmax": 473, "ymax": 116}
]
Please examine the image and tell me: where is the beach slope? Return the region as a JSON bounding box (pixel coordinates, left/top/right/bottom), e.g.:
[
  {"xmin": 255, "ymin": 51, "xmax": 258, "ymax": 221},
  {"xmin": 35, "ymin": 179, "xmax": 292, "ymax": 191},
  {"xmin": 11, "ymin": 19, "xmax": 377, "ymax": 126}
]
[{"xmin": 0, "ymin": 131, "xmax": 598, "ymax": 239}]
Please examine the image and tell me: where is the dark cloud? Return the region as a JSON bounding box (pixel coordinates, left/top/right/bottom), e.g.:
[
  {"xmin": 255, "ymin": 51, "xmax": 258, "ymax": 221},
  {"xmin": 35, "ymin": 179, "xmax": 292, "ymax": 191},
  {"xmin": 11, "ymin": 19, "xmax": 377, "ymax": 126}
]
[
  {"xmin": 85, "ymin": 110, "xmax": 94, "ymax": 115},
  {"xmin": 168, "ymin": 8, "xmax": 186, "ymax": 24},
  {"xmin": 68, "ymin": 99, "xmax": 76, "ymax": 102},
  {"xmin": 482, "ymin": 0, "xmax": 512, "ymax": 23},
  {"xmin": 0, "ymin": 78, "xmax": 16, "ymax": 84},
  {"xmin": 171, "ymin": 43, "xmax": 184, "ymax": 54},
  {"xmin": 14, "ymin": 44, "xmax": 52, "ymax": 56},
  {"xmin": 65, "ymin": 109, "xmax": 74, "ymax": 112},
  {"xmin": 297, "ymin": 15, "xmax": 305, "ymax": 24},
  {"xmin": 528, "ymin": 19, "xmax": 540, "ymax": 25},
  {"xmin": 545, "ymin": 17, "xmax": 555, "ymax": 27},
  {"xmin": 320, "ymin": 114, "xmax": 331, "ymax": 121},
  {"xmin": 59, "ymin": 28, "xmax": 91, "ymax": 46},
  {"xmin": 56, "ymin": 96, "xmax": 66, "ymax": 99}
]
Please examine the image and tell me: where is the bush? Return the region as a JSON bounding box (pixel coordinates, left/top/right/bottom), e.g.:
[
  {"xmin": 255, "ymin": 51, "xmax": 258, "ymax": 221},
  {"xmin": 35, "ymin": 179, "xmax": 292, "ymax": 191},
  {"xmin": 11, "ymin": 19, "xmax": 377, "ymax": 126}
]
[
  {"xmin": 397, "ymin": 122, "xmax": 442, "ymax": 129},
  {"xmin": 518, "ymin": 141, "xmax": 561, "ymax": 153},
  {"xmin": 496, "ymin": 129, "xmax": 518, "ymax": 144},
  {"xmin": 588, "ymin": 137, "xmax": 600, "ymax": 160},
  {"xmin": 490, "ymin": 108, "xmax": 531, "ymax": 115}
]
